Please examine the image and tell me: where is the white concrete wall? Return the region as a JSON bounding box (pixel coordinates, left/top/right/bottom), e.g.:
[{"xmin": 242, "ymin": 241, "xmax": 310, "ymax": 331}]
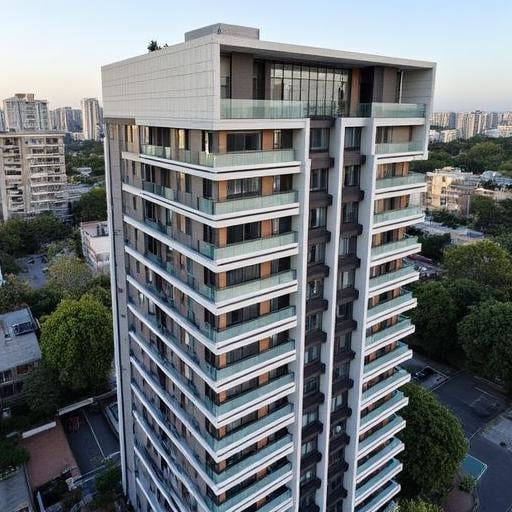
[{"xmin": 102, "ymin": 37, "xmax": 220, "ymax": 127}]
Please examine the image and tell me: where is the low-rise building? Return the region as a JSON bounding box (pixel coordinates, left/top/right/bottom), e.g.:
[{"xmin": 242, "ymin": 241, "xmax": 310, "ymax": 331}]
[
  {"xmin": 80, "ymin": 221, "xmax": 110, "ymax": 274},
  {"xmin": 0, "ymin": 307, "xmax": 39, "ymax": 406},
  {"xmin": 0, "ymin": 468, "xmax": 33, "ymax": 512},
  {"xmin": 417, "ymin": 220, "xmax": 485, "ymax": 245}
]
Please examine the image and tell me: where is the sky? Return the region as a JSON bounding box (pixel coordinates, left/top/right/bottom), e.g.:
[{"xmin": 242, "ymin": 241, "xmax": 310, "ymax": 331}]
[{"xmin": 1, "ymin": 0, "xmax": 510, "ymax": 112}]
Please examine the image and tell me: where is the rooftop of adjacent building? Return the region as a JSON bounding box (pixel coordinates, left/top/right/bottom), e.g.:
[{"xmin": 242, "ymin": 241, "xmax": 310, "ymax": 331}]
[
  {"xmin": 81, "ymin": 221, "xmax": 110, "ymax": 256},
  {"xmin": 0, "ymin": 468, "xmax": 32, "ymax": 512},
  {"xmin": 102, "ymin": 22, "xmax": 435, "ymax": 71},
  {"xmin": 0, "ymin": 130, "xmax": 65, "ymax": 138},
  {"xmin": 4, "ymin": 93, "xmax": 47, "ymax": 102},
  {"xmin": 0, "ymin": 307, "xmax": 40, "ymax": 373}
]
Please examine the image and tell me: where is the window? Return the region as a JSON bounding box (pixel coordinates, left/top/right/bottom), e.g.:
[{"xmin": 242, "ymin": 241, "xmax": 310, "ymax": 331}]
[
  {"xmin": 305, "ymin": 313, "xmax": 322, "ymax": 333},
  {"xmin": 273, "ymin": 174, "xmax": 293, "ymax": 193},
  {"xmin": 220, "ymin": 55, "xmax": 231, "ymax": 99},
  {"xmin": 301, "ymin": 438, "xmax": 317, "ymax": 455},
  {"xmin": 227, "ymin": 178, "xmax": 261, "ymax": 198},
  {"xmin": 304, "ymin": 344, "xmax": 321, "ymax": 364},
  {"xmin": 309, "ymin": 207, "xmax": 327, "ymax": 228},
  {"xmin": 344, "ymin": 127, "xmax": 361, "ymax": 149},
  {"xmin": 342, "ymin": 202, "xmax": 358, "ymax": 224},
  {"xmin": 302, "ymin": 408, "xmax": 319, "ymax": 426},
  {"xmin": 331, "ymin": 392, "xmax": 347, "ymax": 411},
  {"xmin": 227, "ymin": 222, "xmax": 260, "ymax": 244},
  {"xmin": 304, "ymin": 376, "xmax": 320, "ymax": 394},
  {"xmin": 310, "ymin": 168, "xmax": 328, "ymax": 191},
  {"xmin": 203, "ymin": 178, "xmax": 213, "ymax": 199},
  {"xmin": 344, "ymin": 165, "xmax": 360, "ymax": 186},
  {"xmin": 300, "ymin": 467, "xmax": 317, "ymax": 485},
  {"xmin": 333, "ymin": 362, "xmax": 350, "ymax": 379},
  {"xmin": 339, "ymin": 236, "xmax": 357, "ymax": 256},
  {"xmin": 335, "ymin": 333, "xmax": 351, "ymax": 352},
  {"xmin": 338, "ymin": 270, "xmax": 355, "ymax": 289},
  {"xmin": 272, "ymin": 216, "xmax": 292, "ymax": 234},
  {"xmin": 336, "ymin": 302, "xmax": 353, "ymax": 320},
  {"xmin": 310, "ymin": 128, "xmax": 329, "ymax": 151},
  {"xmin": 226, "ymin": 264, "xmax": 260, "ymax": 286},
  {"xmin": 308, "ymin": 243, "xmax": 325, "ymax": 264},
  {"xmin": 307, "ymin": 279, "xmax": 323, "ymax": 299},
  {"xmin": 273, "ymin": 130, "xmax": 293, "ymax": 149},
  {"xmin": 226, "ymin": 132, "xmax": 261, "ymax": 152}
]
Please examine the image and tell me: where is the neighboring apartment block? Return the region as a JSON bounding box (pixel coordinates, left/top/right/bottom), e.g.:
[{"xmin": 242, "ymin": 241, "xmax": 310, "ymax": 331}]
[
  {"xmin": 80, "ymin": 220, "xmax": 110, "ymax": 274},
  {"xmin": 3, "ymin": 93, "xmax": 50, "ymax": 132},
  {"xmin": 102, "ymin": 24, "xmax": 435, "ymax": 512},
  {"xmin": 81, "ymin": 97, "xmax": 103, "ymax": 141},
  {"xmin": 0, "ymin": 307, "xmax": 40, "ymax": 406},
  {"xmin": 0, "ymin": 132, "xmax": 68, "ymax": 221}
]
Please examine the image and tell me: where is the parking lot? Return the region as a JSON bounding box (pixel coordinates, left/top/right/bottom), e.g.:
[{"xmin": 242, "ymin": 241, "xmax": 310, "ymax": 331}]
[{"xmin": 16, "ymin": 254, "xmax": 48, "ymax": 289}]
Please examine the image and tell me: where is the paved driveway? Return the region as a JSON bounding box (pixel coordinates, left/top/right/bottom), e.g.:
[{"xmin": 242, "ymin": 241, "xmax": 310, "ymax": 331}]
[{"xmin": 16, "ymin": 255, "xmax": 48, "ymax": 289}]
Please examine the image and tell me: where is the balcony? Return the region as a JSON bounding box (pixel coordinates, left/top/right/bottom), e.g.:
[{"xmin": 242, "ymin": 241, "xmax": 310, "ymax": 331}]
[
  {"xmin": 375, "ymin": 140, "xmax": 424, "ymax": 155},
  {"xmin": 359, "ymin": 392, "xmax": 408, "ymax": 434},
  {"xmin": 360, "ymin": 369, "xmax": 410, "ymax": 408},
  {"xmin": 368, "ymin": 264, "xmax": 419, "ymax": 295},
  {"xmin": 142, "ymin": 181, "xmax": 298, "ymax": 216},
  {"xmin": 140, "ymin": 143, "xmax": 297, "ymax": 168},
  {"xmin": 221, "ymin": 98, "xmax": 306, "ymax": 119},
  {"xmin": 355, "ymin": 459, "xmax": 402, "ymax": 506},
  {"xmin": 358, "ymin": 102, "xmax": 426, "ymax": 118},
  {"xmin": 366, "ymin": 291, "xmax": 416, "ymax": 325},
  {"xmin": 363, "ymin": 343, "xmax": 412, "ymax": 380},
  {"xmin": 375, "ymin": 172, "xmax": 425, "ymax": 192},
  {"xmin": 356, "ymin": 437, "xmax": 404, "ymax": 483},
  {"xmin": 373, "ymin": 206, "xmax": 424, "ymax": 229},
  {"xmin": 355, "ymin": 481, "xmax": 400, "ymax": 512},
  {"xmin": 365, "ymin": 317, "xmax": 414, "ymax": 354},
  {"xmin": 198, "ymin": 232, "xmax": 298, "ymax": 262},
  {"xmin": 370, "ymin": 236, "xmax": 421, "ymax": 263},
  {"xmin": 358, "ymin": 415, "xmax": 406, "ymax": 458}
]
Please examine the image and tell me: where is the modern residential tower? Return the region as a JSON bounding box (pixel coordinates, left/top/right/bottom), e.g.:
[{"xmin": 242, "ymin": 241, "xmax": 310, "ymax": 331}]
[
  {"xmin": 3, "ymin": 93, "xmax": 50, "ymax": 132},
  {"xmin": 81, "ymin": 97, "xmax": 103, "ymax": 140},
  {"xmin": 103, "ymin": 24, "xmax": 435, "ymax": 512}
]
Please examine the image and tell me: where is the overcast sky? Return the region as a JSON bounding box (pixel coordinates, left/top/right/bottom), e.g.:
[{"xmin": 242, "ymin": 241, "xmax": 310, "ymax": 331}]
[{"xmin": 2, "ymin": 0, "xmax": 510, "ymax": 112}]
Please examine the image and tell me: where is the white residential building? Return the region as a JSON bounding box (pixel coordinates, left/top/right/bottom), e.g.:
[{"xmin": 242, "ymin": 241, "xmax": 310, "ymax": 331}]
[
  {"xmin": 102, "ymin": 23, "xmax": 435, "ymax": 512},
  {"xmin": 0, "ymin": 132, "xmax": 68, "ymax": 220},
  {"xmin": 81, "ymin": 97, "xmax": 102, "ymax": 141},
  {"xmin": 80, "ymin": 220, "xmax": 110, "ymax": 274},
  {"xmin": 3, "ymin": 93, "xmax": 50, "ymax": 132}
]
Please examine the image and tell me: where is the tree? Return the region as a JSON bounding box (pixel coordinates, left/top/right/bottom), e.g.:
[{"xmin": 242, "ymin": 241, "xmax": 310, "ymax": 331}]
[
  {"xmin": 73, "ymin": 187, "xmax": 107, "ymax": 222},
  {"xmin": 0, "ymin": 275, "xmax": 33, "ymax": 314},
  {"xmin": 0, "ymin": 439, "xmax": 29, "ymax": 475},
  {"xmin": 48, "ymin": 255, "xmax": 93, "ymax": 299},
  {"xmin": 399, "ymin": 383, "xmax": 467, "ymax": 498},
  {"xmin": 458, "ymin": 142, "xmax": 505, "ymax": 173},
  {"xmin": 417, "ymin": 232, "xmax": 451, "ymax": 261},
  {"xmin": 147, "ymin": 40, "xmax": 161, "ymax": 52},
  {"xmin": 469, "ymin": 195, "xmax": 500, "ymax": 234},
  {"xmin": 24, "ymin": 364, "xmax": 61, "ymax": 417},
  {"xmin": 458, "ymin": 301, "xmax": 512, "ymax": 390},
  {"xmin": 408, "ymin": 281, "xmax": 458, "ymax": 356},
  {"xmin": 442, "ymin": 240, "xmax": 512, "ymax": 288},
  {"xmin": 397, "ymin": 498, "xmax": 442, "ymax": 512},
  {"xmin": 40, "ymin": 294, "xmax": 113, "ymax": 392}
]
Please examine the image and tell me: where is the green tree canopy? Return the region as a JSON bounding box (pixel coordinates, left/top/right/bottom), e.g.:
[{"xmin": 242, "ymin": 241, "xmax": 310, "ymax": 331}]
[
  {"xmin": 459, "ymin": 142, "xmax": 506, "ymax": 172},
  {"xmin": 0, "ymin": 275, "xmax": 33, "ymax": 314},
  {"xmin": 73, "ymin": 187, "xmax": 107, "ymax": 223},
  {"xmin": 458, "ymin": 301, "xmax": 512, "ymax": 390},
  {"xmin": 0, "ymin": 439, "xmax": 29, "ymax": 475},
  {"xmin": 40, "ymin": 294, "xmax": 113, "ymax": 392},
  {"xmin": 399, "ymin": 383, "xmax": 467, "ymax": 498},
  {"xmin": 416, "ymin": 232, "xmax": 451, "ymax": 261},
  {"xmin": 409, "ymin": 281, "xmax": 458, "ymax": 356},
  {"xmin": 397, "ymin": 498, "xmax": 442, "ymax": 512},
  {"xmin": 48, "ymin": 255, "xmax": 93, "ymax": 299},
  {"xmin": 442, "ymin": 240, "xmax": 512, "ymax": 288},
  {"xmin": 23, "ymin": 364, "xmax": 61, "ymax": 418}
]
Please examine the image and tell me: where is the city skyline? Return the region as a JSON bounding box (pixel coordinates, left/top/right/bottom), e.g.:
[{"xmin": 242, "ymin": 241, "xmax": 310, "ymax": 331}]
[{"xmin": 1, "ymin": 0, "xmax": 510, "ymax": 112}]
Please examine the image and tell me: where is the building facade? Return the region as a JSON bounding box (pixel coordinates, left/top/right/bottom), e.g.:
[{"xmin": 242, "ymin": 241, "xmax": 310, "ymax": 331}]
[
  {"xmin": 81, "ymin": 97, "xmax": 103, "ymax": 141},
  {"xmin": 51, "ymin": 107, "xmax": 83, "ymax": 132},
  {"xmin": 3, "ymin": 93, "xmax": 50, "ymax": 132},
  {"xmin": 103, "ymin": 24, "xmax": 435, "ymax": 512},
  {"xmin": 80, "ymin": 220, "xmax": 111, "ymax": 274},
  {"xmin": 0, "ymin": 307, "xmax": 40, "ymax": 406},
  {"xmin": 0, "ymin": 132, "xmax": 68, "ymax": 220}
]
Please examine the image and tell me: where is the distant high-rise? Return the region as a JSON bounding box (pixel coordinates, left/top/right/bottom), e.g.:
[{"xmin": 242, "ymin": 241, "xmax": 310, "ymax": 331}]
[
  {"xmin": 81, "ymin": 97, "xmax": 102, "ymax": 141},
  {"xmin": 431, "ymin": 111, "xmax": 455, "ymax": 129},
  {"xmin": 51, "ymin": 107, "xmax": 83, "ymax": 132},
  {"xmin": 3, "ymin": 93, "xmax": 50, "ymax": 131},
  {"xmin": 103, "ymin": 23, "xmax": 435, "ymax": 512},
  {"xmin": 0, "ymin": 132, "xmax": 68, "ymax": 220},
  {"xmin": 0, "ymin": 109, "xmax": 5, "ymax": 132}
]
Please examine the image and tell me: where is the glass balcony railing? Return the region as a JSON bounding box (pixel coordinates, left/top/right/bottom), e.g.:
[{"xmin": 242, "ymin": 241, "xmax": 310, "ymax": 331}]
[
  {"xmin": 357, "ymin": 437, "xmax": 403, "ymax": 480},
  {"xmin": 361, "ymin": 369, "xmax": 410, "ymax": 406},
  {"xmin": 140, "ymin": 144, "xmax": 296, "ymax": 168},
  {"xmin": 356, "ymin": 481, "xmax": 400, "ymax": 512},
  {"xmin": 366, "ymin": 317, "xmax": 413, "ymax": 349},
  {"xmin": 367, "ymin": 292, "xmax": 414, "ymax": 320},
  {"xmin": 368, "ymin": 265, "xmax": 417, "ymax": 290},
  {"xmin": 370, "ymin": 236, "xmax": 419, "ymax": 259},
  {"xmin": 375, "ymin": 172, "xmax": 425, "ymax": 190},
  {"xmin": 142, "ymin": 181, "xmax": 298, "ymax": 215},
  {"xmin": 358, "ymin": 102, "xmax": 426, "ymax": 118},
  {"xmin": 375, "ymin": 140, "xmax": 424, "ymax": 154},
  {"xmin": 360, "ymin": 391, "xmax": 407, "ymax": 431},
  {"xmin": 373, "ymin": 206, "xmax": 424, "ymax": 226},
  {"xmin": 358, "ymin": 415, "xmax": 405, "ymax": 454},
  {"xmin": 363, "ymin": 343, "xmax": 412, "ymax": 376},
  {"xmin": 198, "ymin": 231, "xmax": 298, "ymax": 261},
  {"xmin": 355, "ymin": 459, "xmax": 402, "ymax": 504},
  {"xmin": 221, "ymin": 99, "xmax": 306, "ymax": 119}
]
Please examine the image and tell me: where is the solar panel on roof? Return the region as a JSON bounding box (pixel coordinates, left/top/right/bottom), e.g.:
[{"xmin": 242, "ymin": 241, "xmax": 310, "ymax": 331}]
[{"xmin": 12, "ymin": 321, "xmax": 34, "ymax": 336}]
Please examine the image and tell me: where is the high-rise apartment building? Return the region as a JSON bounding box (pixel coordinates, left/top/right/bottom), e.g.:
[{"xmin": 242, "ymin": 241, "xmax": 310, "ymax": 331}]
[
  {"xmin": 103, "ymin": 24, "xmax": 434, "ymax": 512},
  {"xmin": 51, "ymin": 107, "xmax": 83, "ymax": 132},
  {"xmin": 81, "ymin": 97, "xmax": 103, "ymax": 140},
  {"xmin": 0, "ymin": 132, "xmax": 68, "ymax": 220},
  {"xmin": 3, "ymin": 93, "xmax": 50, "ymax": 131},
  {"xmin": 0, "ymin": 109, "xmax": 5, "ymax": 132},
  {"xmin": 430, "ymin": 111, "xmax": 455, "ymax": 129}
]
